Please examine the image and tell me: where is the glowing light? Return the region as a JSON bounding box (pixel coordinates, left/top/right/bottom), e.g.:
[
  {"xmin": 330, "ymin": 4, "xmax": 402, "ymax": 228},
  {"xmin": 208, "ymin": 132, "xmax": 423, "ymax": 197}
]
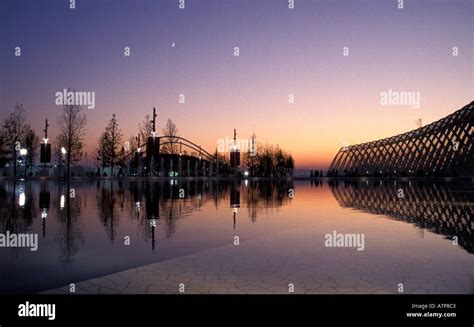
[
  {"xmin": 41, "ymin": 209, "xmax": 48, "ymax": 219},
  {"xmin": 135, "ymin": 201, "xmax": 141, "ymax": 212},
  {"xmin": 19, "ymin": 192, "xmax": 26, "ymax": 206},
  {"xmin": 61, "ymin": 147, "xmax": 67, "ymax": 155},
  {"xmin": 60, "ymin": 195, "xmax": 65, "ymax": 209},
  {"xmin": 19, "ymin": 148, "xmax": 27, "ymax": 156}
]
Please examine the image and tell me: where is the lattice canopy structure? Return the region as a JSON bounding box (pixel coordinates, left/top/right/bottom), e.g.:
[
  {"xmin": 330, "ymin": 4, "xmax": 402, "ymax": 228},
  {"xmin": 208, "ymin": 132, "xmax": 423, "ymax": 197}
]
[{"xmin": 328, "ymin": 102, "xmax": 474, "ymax": 177}]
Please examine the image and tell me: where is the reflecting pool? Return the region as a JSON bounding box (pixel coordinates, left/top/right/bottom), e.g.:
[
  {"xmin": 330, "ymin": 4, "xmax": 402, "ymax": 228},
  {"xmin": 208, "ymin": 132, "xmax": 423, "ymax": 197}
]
[{"xmin": 0, "ymin": 179, "xmax": 472, "ymax": 294}]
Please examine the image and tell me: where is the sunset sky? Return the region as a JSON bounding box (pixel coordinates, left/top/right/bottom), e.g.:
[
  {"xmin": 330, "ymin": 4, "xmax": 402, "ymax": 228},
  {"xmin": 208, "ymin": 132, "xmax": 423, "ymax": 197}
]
[{"xmin": 0, "ymin": 0, "xmax": 472, "ymax": 169}]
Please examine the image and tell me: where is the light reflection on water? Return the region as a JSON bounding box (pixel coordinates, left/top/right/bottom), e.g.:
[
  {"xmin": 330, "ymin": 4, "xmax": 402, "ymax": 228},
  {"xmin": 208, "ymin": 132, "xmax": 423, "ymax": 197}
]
[{"xmin": 0, "ymin": 179, "xmax": 472, "ymax": 293}]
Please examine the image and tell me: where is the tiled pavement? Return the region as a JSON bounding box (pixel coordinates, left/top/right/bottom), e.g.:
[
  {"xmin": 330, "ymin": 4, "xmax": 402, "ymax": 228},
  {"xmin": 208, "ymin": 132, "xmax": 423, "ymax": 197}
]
[{"xmin": 42, "ymin": 224, "xmax": 473, "ymax": 295}]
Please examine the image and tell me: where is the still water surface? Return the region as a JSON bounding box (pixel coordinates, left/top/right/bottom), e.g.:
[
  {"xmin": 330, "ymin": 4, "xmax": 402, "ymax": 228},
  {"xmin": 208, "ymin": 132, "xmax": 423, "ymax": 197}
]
[{"xmin": 0, "ymin": 179, "xmax": 472, "ymax": 293}]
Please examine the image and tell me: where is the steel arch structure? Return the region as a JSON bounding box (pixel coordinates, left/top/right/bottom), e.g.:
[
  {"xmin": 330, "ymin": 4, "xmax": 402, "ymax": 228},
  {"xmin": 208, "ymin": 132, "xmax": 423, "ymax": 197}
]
[
  {"xmin": 119, "ymin": 135, "xmax": 218, "ymax": 177},
  {"xmin": 122, "ymin": 135, "xmax": 215, "ymax": 162},
  {"xmin": 157, "ymin": 136, "xmax": 215, "ymax": 161},
  {"xmin": 328, "ymin": 102, "xmax": 474, "ymax": 177}
]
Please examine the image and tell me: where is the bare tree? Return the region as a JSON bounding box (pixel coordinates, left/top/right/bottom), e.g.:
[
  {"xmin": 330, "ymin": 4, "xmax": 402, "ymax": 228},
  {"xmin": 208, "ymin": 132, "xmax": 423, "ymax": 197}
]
[
  {"xmin": 161, "ymin": 119, "xmax": 179, "ymax": 154},
  {"xmin": 127, "ymin": 135, "xmax": 139, "ymax": 152},
  {"xmin": 1, "ymin": 104, "xmax": 34, "ymax": 177},
  {"xmin": 56, "ymin": 104, "xmax": 87, "ymax": 178},
  {"xmin": 95, "ymin": 132, "xmax": 108, "ymax": 175},
  {"xmin": 138, "ymin": 114, "xmax": 153, "ymax": 145},
  {"xmin": 97, "ymin": 114, "xmax": 123, "ymax": 175}
]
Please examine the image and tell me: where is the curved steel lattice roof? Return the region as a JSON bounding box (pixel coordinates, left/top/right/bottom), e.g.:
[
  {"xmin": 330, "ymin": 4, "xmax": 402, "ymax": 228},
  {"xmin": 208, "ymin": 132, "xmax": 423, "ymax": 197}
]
[{"xmin": 328, "ymin": 102, "xmax": 474, "ymax": 177}]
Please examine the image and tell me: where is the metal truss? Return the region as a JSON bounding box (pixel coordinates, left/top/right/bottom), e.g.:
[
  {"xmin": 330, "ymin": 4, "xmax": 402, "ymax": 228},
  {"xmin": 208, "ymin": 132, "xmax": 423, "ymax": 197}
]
[{"xmin": 328, "ymin": 102, "xmax": 474, "ymax": 177}]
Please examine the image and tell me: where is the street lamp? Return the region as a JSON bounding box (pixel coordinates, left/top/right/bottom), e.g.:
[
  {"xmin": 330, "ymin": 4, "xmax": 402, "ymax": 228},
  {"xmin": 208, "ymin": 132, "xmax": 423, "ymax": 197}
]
[
  {"xmin": 137, "ymin": 147, "xmax": 141, "ymax": 176},
  {"xmin": 19, "ymin": 191, "xmax": 26, "ymax": 207},
  {"xmin": 59, "ymin": 147, "xmax": 67, "ymax": 178},
  {"xmin": 19, "ymin": 149, "xmax": 27, "ymax": 176}
]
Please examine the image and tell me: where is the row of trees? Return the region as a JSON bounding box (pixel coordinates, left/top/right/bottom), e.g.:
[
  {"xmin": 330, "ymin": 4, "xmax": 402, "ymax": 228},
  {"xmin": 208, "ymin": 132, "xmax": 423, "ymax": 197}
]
[
  {"xmin": 0, "ymin": 104, "xmax": 87, "ymax": 177},
  {"xmin": 242, "ymin": 144, "xmax": 294, "ymax": 177},
  {"xmin": 0, "ymin": 104, "xmax": 40, "ymax": 177},
  {"xmin": 1, "ymin": 103, "xmax": 294, "ymax": 178},
  {"xmin": 0, "ymin": 102, "xmax": 183, "ymax": 177}
]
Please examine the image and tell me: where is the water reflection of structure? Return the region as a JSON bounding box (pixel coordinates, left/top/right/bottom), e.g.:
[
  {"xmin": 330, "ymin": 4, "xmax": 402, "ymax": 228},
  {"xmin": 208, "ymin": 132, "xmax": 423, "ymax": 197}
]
[
  {"xmin": 0, "ymin": 180, "xmax": 294, "ymax": 258},
  {"xmin": 130, "ymin": 180, "xmax": 213, "ymax": 250},
  {"xmin": 0, "ymin": 181, "xmax": 36, "ymax": 236},
  {"xmin": 243, "ymin": 180, "xmax": 294, "ymax": 223},
  {"xmin": 329, "ymin": 180, "xmax": 474, "ymax": 253},
  {"xmin": 0, "ymin": 180, "xmax": 85, "ymax": 264},
  {"xmin": 127, "ymin": 180, "xmax": 294, "ymax": 248}
]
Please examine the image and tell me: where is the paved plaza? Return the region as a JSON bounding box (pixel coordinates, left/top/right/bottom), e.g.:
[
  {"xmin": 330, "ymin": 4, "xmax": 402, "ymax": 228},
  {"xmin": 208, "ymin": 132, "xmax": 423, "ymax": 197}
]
[{"xmin": 42, "ymin": 224, "xmax": 472, "ymax": 295}]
